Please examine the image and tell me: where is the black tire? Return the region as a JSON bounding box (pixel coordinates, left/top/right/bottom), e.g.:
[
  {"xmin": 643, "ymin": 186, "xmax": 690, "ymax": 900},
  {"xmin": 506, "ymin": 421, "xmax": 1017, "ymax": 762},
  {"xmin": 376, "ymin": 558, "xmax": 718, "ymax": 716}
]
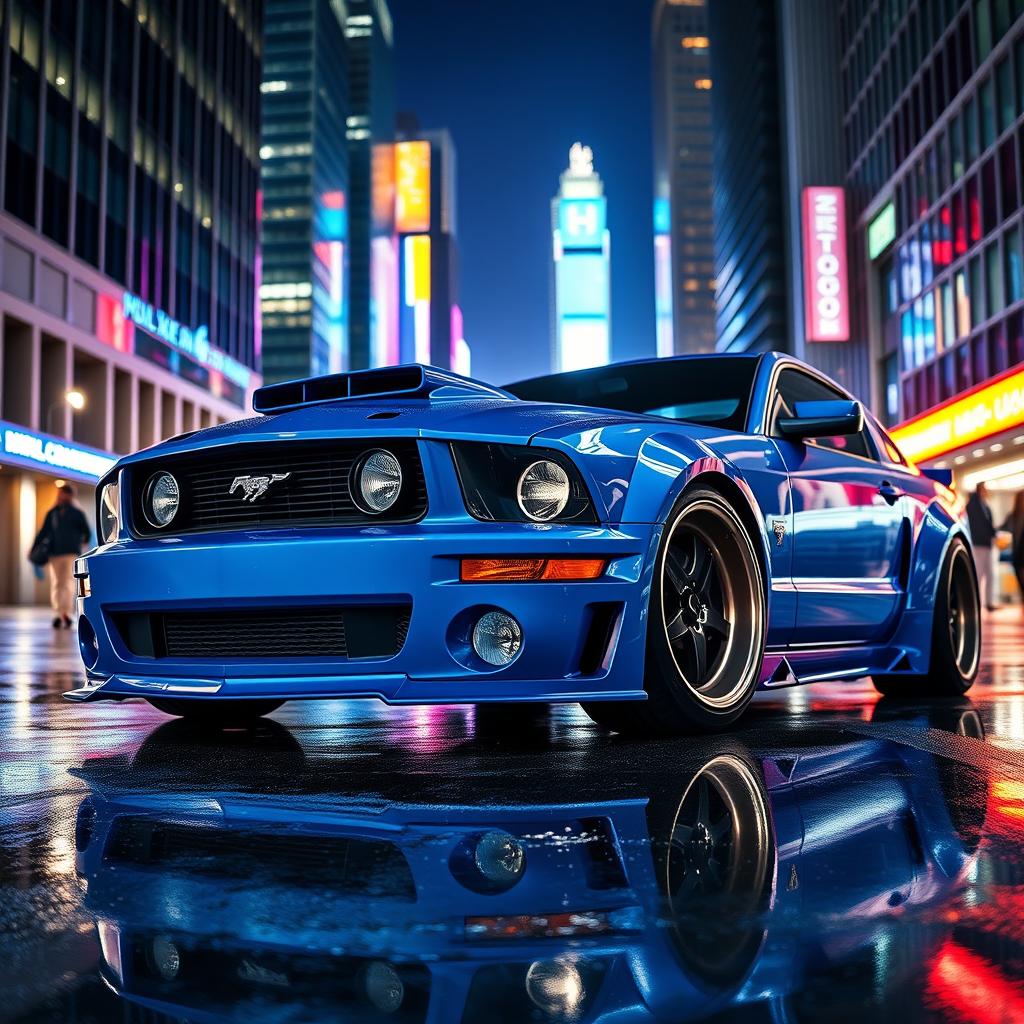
[
  {"xmin": 645, "ymin": 744, "xmax": 772, "ymax": 989},
  {"xmin": 872, "ymin": 537, "xmax": 980, "ymax": 697},
  {"xmin": 583, "ymin": 486, "xmax": 766, "ymax": 735},
  {"xmin": 146, "ymin": 697, "xmax": 284, "ymax": 723}
]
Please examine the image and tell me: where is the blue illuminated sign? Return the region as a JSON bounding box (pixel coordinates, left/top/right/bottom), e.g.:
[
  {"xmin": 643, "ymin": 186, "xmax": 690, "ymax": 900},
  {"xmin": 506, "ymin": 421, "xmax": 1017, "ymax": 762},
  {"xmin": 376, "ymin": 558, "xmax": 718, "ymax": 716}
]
[
  {"xmin": 653, "ymin": 197, "xmax": 670, "ymax": 235},
  {"xmin": 558, "ymin": 197, "xmax": 606, "ymax": 250},
  {"xmin": 122, "ymin": 292, "xmax": 251, "ymax": 389},
  {"xmin": 0, "ymin": 420, "xmax": 116, "ymax": 482}
]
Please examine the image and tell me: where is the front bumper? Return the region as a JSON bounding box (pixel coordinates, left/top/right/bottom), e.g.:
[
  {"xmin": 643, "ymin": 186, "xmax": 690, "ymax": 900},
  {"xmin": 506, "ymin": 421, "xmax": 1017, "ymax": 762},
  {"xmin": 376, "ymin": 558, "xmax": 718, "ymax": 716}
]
[{"xmin": 67, "ymin": 519, "xmax": 658, "ymax": 705}]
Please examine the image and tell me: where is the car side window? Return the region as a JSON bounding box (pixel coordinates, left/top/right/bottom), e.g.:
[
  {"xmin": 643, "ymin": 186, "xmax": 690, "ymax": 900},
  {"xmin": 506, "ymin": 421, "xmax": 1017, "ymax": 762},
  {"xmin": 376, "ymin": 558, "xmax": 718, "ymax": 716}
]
[{"xmin": 768, "ymin": 368, "xmax": 874, "ymax": 460}]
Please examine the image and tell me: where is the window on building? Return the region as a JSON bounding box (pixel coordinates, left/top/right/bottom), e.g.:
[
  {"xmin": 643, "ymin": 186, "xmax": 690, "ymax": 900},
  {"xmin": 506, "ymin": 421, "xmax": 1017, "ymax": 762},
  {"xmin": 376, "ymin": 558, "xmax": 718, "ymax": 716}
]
[
  {"xmin": 1006, "ymin": 225, "xmax": 1023, "ymax": 303},
  {"xmin": 974, "ymin": 0, "xmax": 993, "ymax": 66},
  {"xmin": 987, "ymin": 241, "xmax": 1004, "ymax": 316},
  {"xmin": 956, "ymin": 269, "xmax": 972, "ymax": 337},
  {"xmin": 971, "ymin": 254, "xmax": 986, "ymax": 326},
  {"xmin": 998, "ymin": 57, "xmax": 1015, "ymax": 133},
  {"xmin": 981, "ymin": 76, "xmax": 997, "ymax": 149}
]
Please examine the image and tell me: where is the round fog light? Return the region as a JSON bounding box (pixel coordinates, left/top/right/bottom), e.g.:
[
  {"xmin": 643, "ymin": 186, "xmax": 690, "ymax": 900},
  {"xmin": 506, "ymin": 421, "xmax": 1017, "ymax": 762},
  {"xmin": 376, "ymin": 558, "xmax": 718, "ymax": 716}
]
[
  {"xmin": 474, "ymin": 830, "xmax": 526, "ymax": 888},
  {"xmin": 78, "ymin": 616, "xmax": 99, "ymax": 670},
  {"xmin": 363, "ymin": 961, "xmax": 404, "ymax": 1013},
  {"xmin": 471, "ymin": 610, "xmax": 522, "ymax": 666},
  {"xmin": 150, "ymin": 935, "xmax": 181, "ymax": 980},
  {"xmin": 526, "ymin": 960, "xmax": 585, "ymax": 1017}
]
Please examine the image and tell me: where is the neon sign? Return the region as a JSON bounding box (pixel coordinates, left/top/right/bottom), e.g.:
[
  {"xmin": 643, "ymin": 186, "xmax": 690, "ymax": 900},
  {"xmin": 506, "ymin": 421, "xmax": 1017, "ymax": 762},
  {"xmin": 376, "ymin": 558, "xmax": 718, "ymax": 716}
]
[
  {"xmin": 121, "ymin": 292, "xmax": 251, "ymax": 388},
  {"xmin": 891, "ymin": 365, "xmax": 1024, "ymax": 463},
  {"xmin": 0, "ymin": 420, "xmax": 116, "ymax": 481},
  {"xmin": 802, "ymin": 187, "xmax": 850, "ymax": 342}
]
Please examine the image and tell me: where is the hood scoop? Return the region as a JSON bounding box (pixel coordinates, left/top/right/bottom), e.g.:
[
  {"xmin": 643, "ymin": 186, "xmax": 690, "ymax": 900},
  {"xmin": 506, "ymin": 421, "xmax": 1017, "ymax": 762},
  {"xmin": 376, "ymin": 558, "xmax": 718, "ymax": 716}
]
[{"xmin": 253, "ymin": 364, "xmax": 515, "ymax": 414}]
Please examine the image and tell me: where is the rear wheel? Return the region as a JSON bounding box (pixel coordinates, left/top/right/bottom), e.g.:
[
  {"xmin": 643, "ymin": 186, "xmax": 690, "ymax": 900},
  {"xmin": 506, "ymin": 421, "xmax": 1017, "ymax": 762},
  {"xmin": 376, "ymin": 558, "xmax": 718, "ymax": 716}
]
[
  {"xmin": 583, "ymin": 487, "xmax": 766, "ymax": 735},
  {"xmin": 872, "ymin": 537, "xmax": 980, "ymax": 697},
  {"xmin": 147, "ymin": 698, "xmax": 284, "ymax": 723}
]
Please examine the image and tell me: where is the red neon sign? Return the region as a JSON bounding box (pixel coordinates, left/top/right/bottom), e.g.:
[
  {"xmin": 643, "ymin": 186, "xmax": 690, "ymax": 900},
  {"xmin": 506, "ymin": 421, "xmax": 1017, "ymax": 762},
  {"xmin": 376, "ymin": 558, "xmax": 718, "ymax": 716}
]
[{"xmin": 802, "ymin": 187, "xmax": 850, "ymax": 342}]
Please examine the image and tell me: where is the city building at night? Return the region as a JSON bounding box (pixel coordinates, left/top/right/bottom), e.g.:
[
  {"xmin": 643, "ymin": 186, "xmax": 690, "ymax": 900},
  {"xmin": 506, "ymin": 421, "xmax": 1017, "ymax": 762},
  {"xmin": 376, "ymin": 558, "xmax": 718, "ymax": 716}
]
[
  {"xmin": 345, "ymin": 0, "xmax": 397, "ymax": 370},
  {"xmin": 0, "ymin": 0, "xmax": 262, "ymax": 606},
  {"xmin": 550, "ymin": 142, "xmax": 611, "ymax": 373},
  {"xmin": 260, "ymin": 0, "xmax": 350, "ymax": 384},
  {"xmin": 708, "ymin": 0, "xmax": 863, "ymax": 395},
  {"xmin": 393, "ymin": 124, "xmax": 466, "ymax": 373},
  {"xmin": 652, "ymin": 0, "xmax": 715, "ymax": 356},
  {"xmin": 842, "ymin": 0, "xmax": 1024, "ymax": 506}
]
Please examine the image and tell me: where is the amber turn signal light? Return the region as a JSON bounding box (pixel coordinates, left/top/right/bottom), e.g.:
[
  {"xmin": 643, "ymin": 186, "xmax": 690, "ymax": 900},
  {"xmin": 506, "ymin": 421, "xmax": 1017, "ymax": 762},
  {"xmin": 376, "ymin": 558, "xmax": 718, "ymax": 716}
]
[{"xmin": 460, "ymin": 557, "xmax": 606, "ymax": 582}]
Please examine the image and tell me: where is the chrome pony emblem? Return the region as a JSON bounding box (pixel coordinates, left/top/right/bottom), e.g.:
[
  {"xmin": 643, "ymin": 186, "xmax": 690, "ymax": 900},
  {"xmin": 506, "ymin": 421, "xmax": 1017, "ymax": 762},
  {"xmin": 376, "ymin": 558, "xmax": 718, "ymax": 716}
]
[
  {"xmin": 772, "ymin": 519, "xmax": 786, "ymax": 546},
  {"xmin": 229, "ymin": 473, "xmax": 291, "ymax": 502}
]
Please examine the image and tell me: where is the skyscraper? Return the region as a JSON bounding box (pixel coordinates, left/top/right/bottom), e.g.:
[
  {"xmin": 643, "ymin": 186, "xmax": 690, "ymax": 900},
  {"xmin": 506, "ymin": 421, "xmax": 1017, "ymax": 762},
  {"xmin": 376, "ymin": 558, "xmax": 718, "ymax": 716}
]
[
  {"xmin": 260, "ymin": 0, "xmax": 350, "ymax": 385},
  {"xmin": 708, "ymin": 0, "xmax": 858, "ymax": 393},
  {"xmin": 652, "ymin": 0, "xmax": 715, "ymax": 356},
  {"xmin": 0, "ymin": 0, "xmax": 263, "ymax": 605},
  {"xmin": 551, "ymin": 143, "xmax": 611, "ymax": 373},
  {"xmin": 345, "ymin": 0, "xmax": 396, "ymax": 370},
  {"xmin": 394, "ymin": 125, "xmax": 466, "ymax": 372},
  {"xmin": 841, "ymin": 1, "xmax": 1024, "ymax": 507}
]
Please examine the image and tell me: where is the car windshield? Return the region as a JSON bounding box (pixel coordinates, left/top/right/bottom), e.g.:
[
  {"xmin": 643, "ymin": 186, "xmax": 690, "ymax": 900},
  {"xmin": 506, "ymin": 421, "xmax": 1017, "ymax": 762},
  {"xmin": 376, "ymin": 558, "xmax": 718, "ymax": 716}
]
[{"xmin": 505, "ymin": 356, "xmax": 759, "ymax": 431}]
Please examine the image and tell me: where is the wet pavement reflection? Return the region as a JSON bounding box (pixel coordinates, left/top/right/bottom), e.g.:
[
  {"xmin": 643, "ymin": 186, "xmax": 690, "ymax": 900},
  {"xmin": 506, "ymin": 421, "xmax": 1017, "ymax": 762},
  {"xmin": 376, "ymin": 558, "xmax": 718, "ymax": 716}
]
[{"xmin": 5, "ymin": 607, "xmax": 1024, "ymax": 1022}]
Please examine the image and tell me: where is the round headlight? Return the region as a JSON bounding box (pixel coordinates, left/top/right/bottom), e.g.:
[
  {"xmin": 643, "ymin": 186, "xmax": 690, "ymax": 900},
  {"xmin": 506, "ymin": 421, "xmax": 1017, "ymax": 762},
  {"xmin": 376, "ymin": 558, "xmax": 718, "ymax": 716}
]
[
  {"xmin": 471, "ymin": 610, "xmax": 523, "ymax": 667},
  {"xmin": 150, "ymin": 935, "xmax": 181, "ymax": 981},
  {"xmin": 144, "ymin": 472, "xmax": 180, "ymax": 528},
  {"xmin": 517, "ymin": 460, "xmax": 570, "ymax": 521},
  {"xmin": 99, "ymin": 479, "xmax": 120, "ymax": 543},
  {"xmin": 357, "ymin": 449, "xmax": 403, "ymax": 513}
]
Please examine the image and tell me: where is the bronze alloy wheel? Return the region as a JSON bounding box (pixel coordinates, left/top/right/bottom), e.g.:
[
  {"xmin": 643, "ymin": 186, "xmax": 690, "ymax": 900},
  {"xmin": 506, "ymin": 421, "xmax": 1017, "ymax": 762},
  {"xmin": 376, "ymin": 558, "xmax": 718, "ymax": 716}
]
[
  {"xmin": 659, "ymin": 499, "xmax": 763, "ymax": 710},
  {"xmin": 946, "ymin": 543, "xmax": 981, "ymax": 681},
  {"xmin": 872, "ymin": 537, "xmax": 980, "ymax": 698},
  {"xmin": 661, "ymin": 754, "xmax": 772, "ymax": 987}
]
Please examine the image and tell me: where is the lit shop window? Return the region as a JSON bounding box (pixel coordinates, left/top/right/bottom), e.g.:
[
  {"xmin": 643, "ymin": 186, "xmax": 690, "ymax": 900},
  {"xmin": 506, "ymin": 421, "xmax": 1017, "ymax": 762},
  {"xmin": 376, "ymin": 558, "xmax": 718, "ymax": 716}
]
[
  {"xmin": 694, "ymin": 78, "xmax": 712, "ymax": 90},
  {"xmin": 681, "ymin": 36, "xmax": 709, "ymax": 47},
  {"xmin": 955, "ymin": 270, "xmax": 971, "ymax": 339}
]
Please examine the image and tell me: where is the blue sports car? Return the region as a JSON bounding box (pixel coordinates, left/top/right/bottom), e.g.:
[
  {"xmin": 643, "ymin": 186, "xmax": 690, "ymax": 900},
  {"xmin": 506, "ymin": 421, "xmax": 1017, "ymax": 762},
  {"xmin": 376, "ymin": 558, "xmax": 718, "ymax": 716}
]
[{"xmin": 65, "ymin": 352, "xmax": 981, "ymax": 733}]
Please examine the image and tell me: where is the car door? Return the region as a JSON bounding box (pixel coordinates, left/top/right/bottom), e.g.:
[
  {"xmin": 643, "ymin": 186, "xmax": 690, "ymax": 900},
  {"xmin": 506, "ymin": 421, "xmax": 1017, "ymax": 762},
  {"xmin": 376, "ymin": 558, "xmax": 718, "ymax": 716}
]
[{"xmin": 768, "ymin": 367, "xmax": 907, "ymax": 644}]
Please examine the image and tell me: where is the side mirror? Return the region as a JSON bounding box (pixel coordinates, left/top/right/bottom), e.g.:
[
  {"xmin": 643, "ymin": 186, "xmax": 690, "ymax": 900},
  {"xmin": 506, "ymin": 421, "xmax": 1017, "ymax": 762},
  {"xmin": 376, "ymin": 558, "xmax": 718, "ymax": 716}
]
[
  {"xmin": 777, "ymin": 400, "xmax": 864, "ymax": 440},
  {"xmin": 921, "ymin": 467, "xmax": 954, "ymax": 487}
]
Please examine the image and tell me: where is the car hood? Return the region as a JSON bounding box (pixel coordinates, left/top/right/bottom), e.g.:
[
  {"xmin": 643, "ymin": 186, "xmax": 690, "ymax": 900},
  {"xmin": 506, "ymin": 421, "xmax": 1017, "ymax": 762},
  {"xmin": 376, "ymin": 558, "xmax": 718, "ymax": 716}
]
[{"xmin": 116, "ymin": 397, "xmax": 653, "ymax": 466}]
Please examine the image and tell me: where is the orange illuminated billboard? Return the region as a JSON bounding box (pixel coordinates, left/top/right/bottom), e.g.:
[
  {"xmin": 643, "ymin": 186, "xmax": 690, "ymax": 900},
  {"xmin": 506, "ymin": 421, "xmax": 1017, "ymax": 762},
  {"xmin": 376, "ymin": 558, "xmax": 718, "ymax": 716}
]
[
  {"xmin": 395, "ymin": 140, "xmax": 431, "ymax": 234},
  {"xmin": 891, "ymin": 365, "xmax": 1024, "ymax": 463}
]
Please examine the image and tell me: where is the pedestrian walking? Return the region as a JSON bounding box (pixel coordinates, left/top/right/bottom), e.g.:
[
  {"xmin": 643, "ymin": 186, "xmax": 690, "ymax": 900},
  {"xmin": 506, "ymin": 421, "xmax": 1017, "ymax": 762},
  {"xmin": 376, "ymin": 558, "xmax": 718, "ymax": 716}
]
[
  {"xmin": 966, "ymin": 482, "xmax": 997, "ymax": 611},
  {"xmin": 29, "ymin": 483, "xmax": 91, "ymax": 628},
  {"xmin": 1002, "ymin": 489, "xmax": 1024, "ymax": 609}
]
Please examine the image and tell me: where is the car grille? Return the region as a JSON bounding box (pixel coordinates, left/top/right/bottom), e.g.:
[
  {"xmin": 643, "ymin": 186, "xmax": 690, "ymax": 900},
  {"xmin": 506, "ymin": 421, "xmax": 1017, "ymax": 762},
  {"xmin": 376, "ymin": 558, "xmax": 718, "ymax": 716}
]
[
  {"xmin": 104, "ymin": 818, "xmax": 417, "ymax": 898},
  {"xmin": 129, "ymin": 438, "xmax": 426, "ymax": 536},
  {"xmin": 113, "ymin": 605, "xmax": 411, "ymax": 660}
]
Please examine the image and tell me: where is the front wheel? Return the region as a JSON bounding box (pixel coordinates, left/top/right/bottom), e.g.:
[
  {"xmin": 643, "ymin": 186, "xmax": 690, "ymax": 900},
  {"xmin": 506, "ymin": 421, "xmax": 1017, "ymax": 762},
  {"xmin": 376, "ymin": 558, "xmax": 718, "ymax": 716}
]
[
  {"xmin": 583, "ymin": 486, "xmax": 766, "ymax": 735},
  {"xmin": 147, "ymin": 698, "xmax": 284, "ymax": 724},
  {"xmin": 872, "ymin": 537, "xmax": 980, "ymax": 697}
]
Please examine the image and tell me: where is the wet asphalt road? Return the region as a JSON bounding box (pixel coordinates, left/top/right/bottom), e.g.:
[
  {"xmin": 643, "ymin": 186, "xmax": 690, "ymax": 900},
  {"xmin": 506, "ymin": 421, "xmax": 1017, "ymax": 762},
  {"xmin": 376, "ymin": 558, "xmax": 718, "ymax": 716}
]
[{"xmin": 3, "ymin": 608, "xmax": 1024, "ymax": 1023}]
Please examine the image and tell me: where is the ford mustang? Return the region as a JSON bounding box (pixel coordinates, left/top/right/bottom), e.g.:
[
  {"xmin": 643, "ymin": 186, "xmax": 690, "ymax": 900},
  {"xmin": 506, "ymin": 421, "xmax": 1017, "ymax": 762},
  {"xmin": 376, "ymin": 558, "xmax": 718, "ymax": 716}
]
[{"xmin": 65, "ymin": 352, "xmax": 981, "ymax": 733}]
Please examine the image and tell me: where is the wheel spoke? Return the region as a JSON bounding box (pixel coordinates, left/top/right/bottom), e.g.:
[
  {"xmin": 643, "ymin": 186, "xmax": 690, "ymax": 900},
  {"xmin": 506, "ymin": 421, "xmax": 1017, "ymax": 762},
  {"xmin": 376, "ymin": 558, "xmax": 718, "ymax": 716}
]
[
  {"xmin": 695, "ymin": 778, "xmax": 710, "ymax": 827},
  {"xmin": 684, "ymin": 628, "xmax": 708, "ymax": 686},
  {"xmin": 664, "ymin": 548, "xmax": 690, "ymax": 594},
  {"xmin": 690, "ymin": 541, "xmax": 714, "ymax": 595},
  {"xmin": 666, "ymin": 608, "xmax": 688, "ymax": 644},
  {"xmin": 704, "ymin": 603, "xmax": 730, "ymax": 638}
]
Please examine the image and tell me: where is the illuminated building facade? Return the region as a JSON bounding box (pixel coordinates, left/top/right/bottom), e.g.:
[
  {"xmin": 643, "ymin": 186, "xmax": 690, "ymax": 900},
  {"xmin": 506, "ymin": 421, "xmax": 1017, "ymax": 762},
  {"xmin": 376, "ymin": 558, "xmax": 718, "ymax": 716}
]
[
  {"xmin": 652, "ymin": 0, "xmax": 715, "ymax": 356},
  {"xmin": 844, "ymin": 1, "xmax": 1024, "ymax": 502},
  {"xmin": 393, "ymin": 127, "xmax": 466, "ymax": 373},
  {"xmin": 345, "ymin": 0, "xmax": 397, "ymax": 370},
  {"xmin": 551, "ymin": 143, "xmax": 611, "ymax": 373},
  {"xmin": 260, "ymin": 0, "xmax": 350, "ymax": 384},
  {"xmin": 0, "ymin": 0, "xmax": 262, "ymax": 605},
  {"xmin": 708, "ymin": 0, "xmax": 863, "ymax": 394}
]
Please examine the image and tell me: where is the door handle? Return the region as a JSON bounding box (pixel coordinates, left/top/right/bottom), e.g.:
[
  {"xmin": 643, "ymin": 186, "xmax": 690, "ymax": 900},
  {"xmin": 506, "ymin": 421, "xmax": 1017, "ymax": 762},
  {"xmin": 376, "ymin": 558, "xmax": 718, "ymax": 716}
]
[{"xmin": 878, "ymin": 480, "xmax": 904, "ymax": 505}]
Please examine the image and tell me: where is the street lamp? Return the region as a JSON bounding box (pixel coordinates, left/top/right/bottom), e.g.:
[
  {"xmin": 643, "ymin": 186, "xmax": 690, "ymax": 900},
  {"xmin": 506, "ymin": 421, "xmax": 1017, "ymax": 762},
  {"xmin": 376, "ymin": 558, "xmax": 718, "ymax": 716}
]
[{"xmin": 47, "ymin": 388, "xmax": 87, "ymax": 435}]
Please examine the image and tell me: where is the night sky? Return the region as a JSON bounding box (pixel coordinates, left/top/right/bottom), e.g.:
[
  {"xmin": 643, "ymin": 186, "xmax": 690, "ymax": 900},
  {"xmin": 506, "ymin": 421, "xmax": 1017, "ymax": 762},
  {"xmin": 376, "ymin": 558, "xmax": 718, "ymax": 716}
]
[{"xmin": 388, "ymin": 0, "xmax": 657, "ymax": 385}]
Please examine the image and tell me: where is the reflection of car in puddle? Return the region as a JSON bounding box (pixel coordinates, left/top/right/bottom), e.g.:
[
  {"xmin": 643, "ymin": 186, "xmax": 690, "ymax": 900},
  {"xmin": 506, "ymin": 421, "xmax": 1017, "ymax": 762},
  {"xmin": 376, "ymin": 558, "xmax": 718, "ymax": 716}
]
[{"xmin": 73, "ymin": 703, "xmax": 987, "ymax": 1022}]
